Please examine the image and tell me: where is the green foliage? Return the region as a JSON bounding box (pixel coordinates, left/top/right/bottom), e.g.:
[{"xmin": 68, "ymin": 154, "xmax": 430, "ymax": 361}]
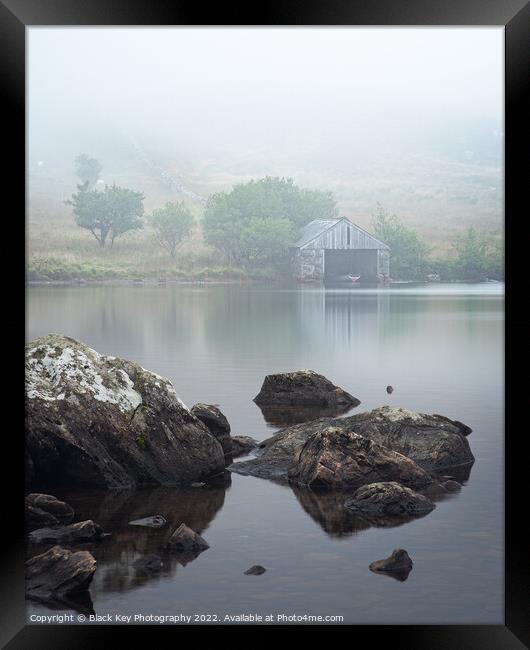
[
  {"xmin": 68, "ymin": 184, "xmax": 144, "ymax": 248},
  {"xmin": 203, "ymin": 177, "xmax": 337, "ymax": 267},
  {"xmin": 149, "ymin": 201, "xmax": 194, "ymax": 259},
  {"xmin": 431, "ymin": 228, "xmax": 504, "ymax": 281},
  {"xmin": 74, "ymin": 154, "xmax": 102, "ymax": 188},
  {"xmin": 371, "ymin": 204, "xmax": 430, "ymax": 280},
  {"xmin": 135, "ymin": 433, "xmax": 147, "ymax": 449}
]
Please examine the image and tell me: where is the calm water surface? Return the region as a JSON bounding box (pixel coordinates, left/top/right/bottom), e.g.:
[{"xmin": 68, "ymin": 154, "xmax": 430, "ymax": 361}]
[{"xmin": 26, "ymin": 283, "xmax": 504, "ymax": 624}]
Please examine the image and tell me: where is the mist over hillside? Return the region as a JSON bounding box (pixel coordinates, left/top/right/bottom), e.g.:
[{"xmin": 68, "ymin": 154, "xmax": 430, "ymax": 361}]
[{"xmin": 28, "ymin": 27, "xmax": 503, "ymax": 257}]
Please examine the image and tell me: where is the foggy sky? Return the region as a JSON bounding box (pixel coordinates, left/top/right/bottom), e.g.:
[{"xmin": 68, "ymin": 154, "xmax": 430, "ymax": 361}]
[{"xmin": 28, "ymin": 27, "xmax": 503, "ymax": 165}]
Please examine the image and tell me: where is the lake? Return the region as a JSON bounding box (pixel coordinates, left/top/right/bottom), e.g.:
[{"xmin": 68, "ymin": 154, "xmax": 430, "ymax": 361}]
[{"xmin": 26, "ymin": 282, "xmax": 504, "ymax": 624}]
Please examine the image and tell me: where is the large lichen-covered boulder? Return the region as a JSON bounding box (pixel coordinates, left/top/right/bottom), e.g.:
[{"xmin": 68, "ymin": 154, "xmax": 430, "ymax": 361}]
[
  {"xmin": 253, "ymin": 370, "xmax": 360, "ymax": 409},
  {"xmin": 287, "ymin": 427, "xmax": 433, "ymax": 490},
  {"xmin": 230, "ymin": 406, "xmax": 473, "ymax": 482},
  {"xmin": 345, "ymin": 482, "xmax": 435, "ymax": 517},
  {"xmin": 26, "ymin": 335, "xmax": 225, "ymax": 489}
]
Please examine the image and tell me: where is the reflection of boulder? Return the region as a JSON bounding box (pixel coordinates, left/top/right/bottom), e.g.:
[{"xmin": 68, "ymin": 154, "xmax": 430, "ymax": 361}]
[
  {"xmin": 288, "ymin": 427, "xmax": 433, "ymax": 490},
  {"xmin": 291, "ymin": 485, "xmax": 423, "ymax": 538},
  {"xmin": 254, "ymin": 370, "xmax": 360, "ymax": 409},
  {"xmin": 26, "ymin": 545, "xmax": 96, "ymax": 613},
  {"xmin": 292, "ymin": 486, "xmax": 370, "ymax": 537},
  {"xmin": 27, "ymin": 481, "xmax": 229, "ymax": 599},
  {"xmin": 26, "ymin": 335, "xmax": 225, "ymax": 489},
  {"xmin": 256, "ymin": 403, "xmax": 355, "ymax": 427}
]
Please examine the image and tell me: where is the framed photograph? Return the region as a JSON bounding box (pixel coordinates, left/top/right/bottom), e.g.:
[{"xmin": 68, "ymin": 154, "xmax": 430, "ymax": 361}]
[{"xmin": 4, "ymin": 0, "xmax": 528, "ymax": 646}]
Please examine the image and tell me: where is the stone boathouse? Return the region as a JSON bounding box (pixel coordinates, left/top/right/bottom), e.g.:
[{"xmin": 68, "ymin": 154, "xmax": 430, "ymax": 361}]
[{"xmin": 290, "ymin": 217, "xmax": 390, "ymax": 283}]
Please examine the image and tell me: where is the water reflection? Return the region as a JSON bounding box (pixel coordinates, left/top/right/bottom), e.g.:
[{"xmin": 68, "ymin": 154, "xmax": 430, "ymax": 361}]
[
  {"xmin": 27, "ymin": 475, "xmax": 231, "ymax": 602},
  {"xmin": 256, "ymin": 403, "xmax": 357, "ymax": 427},
  {"xmin": 291, "ymin": 485, "xmax": 431, "ymax": 538}
]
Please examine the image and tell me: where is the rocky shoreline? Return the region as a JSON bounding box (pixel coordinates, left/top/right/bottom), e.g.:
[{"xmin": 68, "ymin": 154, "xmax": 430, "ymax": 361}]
[{"xmin": 25, "ymin": 334, "xmax": 475, "ymax": 610}]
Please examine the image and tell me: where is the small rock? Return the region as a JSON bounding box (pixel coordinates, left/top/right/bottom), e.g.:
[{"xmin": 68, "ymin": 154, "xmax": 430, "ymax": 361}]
[
  {"xmin": 129, "ymin": 515, "xmax": 167, "ymax": 528},
  {"xmin": 442, "ymin": 479, "xmax": 462, "ymax": 492},
  {"xmin": 26, "ymin": 494, "xmax": 74, "ymax": 531},
  {"xmin": 26, "ymin": 545, "xmax": 96, "ymax": 606},
  {"xmin": 345, "ymin": 482, "xmax": 435, "ymax": 517},
  {"xmin": 133, "ymin": 554, "xmax": 164, "ymax": 572},
  {"xmin": 191, "ymin": 403, "xmax": 233, "ymax": 465},
  {"xmin": 386, "ymin": 386, "xmax": 394, "ymax": 394},
  {"xmin": 231, "ymin": 435, "xmax": 258, "ymax": 458},
  {"xmin": 369, "ymin": 549, "xmax": 413, "ymax": 581},
  {"xmin": 244, "ymin": 565, "xmax": 266, "ymax": 575},
  {"xmin": 165, "ymin": 523, "xmax": 209, "ymax": 552},
  {"xmin": 29, "ymin": 520, "xmax": 106, "ymax": 544}
]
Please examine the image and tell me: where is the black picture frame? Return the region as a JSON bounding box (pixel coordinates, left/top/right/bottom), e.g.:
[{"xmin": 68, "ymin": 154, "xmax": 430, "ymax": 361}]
[{"xmin": 4, "ymin": 0, "xmax": 529, "ymax": 647}]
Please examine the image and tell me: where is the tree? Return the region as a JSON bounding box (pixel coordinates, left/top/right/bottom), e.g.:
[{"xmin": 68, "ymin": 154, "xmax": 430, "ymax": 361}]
[
  {"xmin": 203, "ymin": 177, "xmax": 337, "ymax": 266},
  {"xmin": 371, "ymin": 203, "xmax": 430, "ymax": 280},
  {"xmin": 149, "ymin": 202, "xmax": 194, "ymax": 259},
  {"xmin": 74, "ymin": 154, "xmax": 102, "ymax": 189},
  {"xmin": 451, "ymin": 227, "xmax": 504, "ymax": 281},
  {"xmin": 68, "ymin": 184, "xmax": 144, "ymax": 248}
]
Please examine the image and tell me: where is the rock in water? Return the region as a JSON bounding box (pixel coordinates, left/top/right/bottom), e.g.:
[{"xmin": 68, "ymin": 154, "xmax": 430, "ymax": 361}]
[
  {"xmin": 28, "ymin": 520, "xmax": 106, "ymax": 544},
  {"xmin": 129, "ymin": 515, "xmax": 167, "ymax": 528},
  {"xmin": 26, "ymin": 493, "xmax": 74, "ymax": 531},
  {"xmin": 230, "ymin": 406, "xmax": 473, "ymax": 482},
  {"xmin": 191, "ymin": 403, "xmax": 233, "ymax": 464},
  {"xmin": 369, "ymin": 549, "xmax": 413, "ymax": 581},
  {"xmin": 345, "ymin": 482, "xmax": 435, "ymax": 516},
  {"xmin": 244, "ymin": 565, "xmax": 266, "ymax": 575},
  {"xmin": 26, "ymin": 545, "xmax": 96, "ymax": 606},
  {"xmin": 341, "ymin": 407, "xmax": 474, "ymax": 471},
  {"xmin": 288, "ymin": 427, "xmax": 433, "ymax": 490},
  {"xmin": 25, "ymin": 335, "xmax": 226, "ymax": 489},
  {"xmin": 230, "ymin": 435, "xmax": 258, "ymax": 458},
  {"xmin": 386, "ymin": 386, "xmax": 394, "ymax": 394},
  {"xmin": 165, "ymin": 523, "xmax": 209, "ymax": 552},
  {"xmin": 253, "ymin": 370, "xmax": 360, "ymax": 408}
]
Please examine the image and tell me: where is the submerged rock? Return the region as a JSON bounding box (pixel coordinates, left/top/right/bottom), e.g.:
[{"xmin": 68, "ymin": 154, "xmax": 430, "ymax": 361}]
[
  {"xmin": 230, "ymin": 435, "xmax": 258, "ymax": 458},
  {"xmin": 244, "ymin": 565, "xmax": 266, "ymax": 575},
  {"xmin": 133, "ymin": 553, "xmax": 164, "ymax": 573},
  {"xmin": 129, "ymin": 515, "xmax": 167, "ymax": 528},
  {"xmin": 230, "ymin": 406, "xmax": 473, "ymax": 482},
  {"xmin": 26, "ymin": 493, "xmax": 74, "ymax": 531},
  {"xmin": 26, "ymin": 545, "xmax": 97, "ymax": 607},
  {"xmin": 288, "ymin": 427, "xmax": 433, "ymax": 490},
  {"xmin": 165, "ymin": 523, "xmax": 209, "ymax": 553},
  {"xmin": 253, "ymin": 370, "xmax": 360, "ymax": 409},
  {"xmin": 191, "ymin": 403, "xmax": 233, "ymax": 465},
  {"xmin": 369, "ymin": 549, "xmax": 413, "ymax": 581},
  {"xmin": 28, "ymin": 520, "xmax": 106, "ymax": 544},
  {"xmin": 26, "ymin": 335, "xmax": 226, "ymax": 489},
  {"xmin": 345, "ymin": 482, "xmax": 435, "ymax": 517}
]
